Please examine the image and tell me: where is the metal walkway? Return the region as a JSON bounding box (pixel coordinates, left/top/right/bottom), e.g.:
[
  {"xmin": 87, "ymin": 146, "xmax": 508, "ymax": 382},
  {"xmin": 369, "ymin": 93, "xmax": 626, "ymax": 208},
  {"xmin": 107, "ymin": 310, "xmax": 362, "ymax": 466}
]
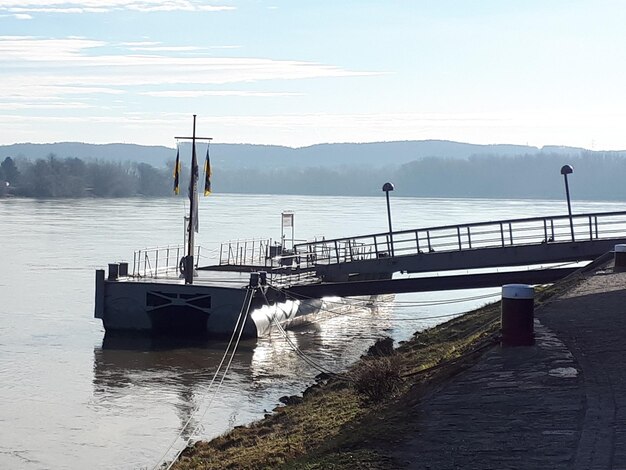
[{"xmin": 291, "ymin": 211, "xmax": 626, "ymax": 281}]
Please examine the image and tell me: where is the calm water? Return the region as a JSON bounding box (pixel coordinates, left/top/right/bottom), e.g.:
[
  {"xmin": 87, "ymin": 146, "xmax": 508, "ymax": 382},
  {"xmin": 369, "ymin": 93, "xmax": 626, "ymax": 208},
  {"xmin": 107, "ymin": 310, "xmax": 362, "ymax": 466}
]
[{"xmin": 1, "ymin": 194, "xmax": 623, "ymax": 469}]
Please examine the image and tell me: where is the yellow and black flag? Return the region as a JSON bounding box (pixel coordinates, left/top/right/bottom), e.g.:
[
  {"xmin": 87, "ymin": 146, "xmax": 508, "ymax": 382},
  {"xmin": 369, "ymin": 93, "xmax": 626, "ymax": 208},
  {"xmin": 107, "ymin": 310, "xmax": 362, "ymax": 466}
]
[
  {"xmin": 173, "ymin": 147, "xmax": 181, "ymax": 195},
  {"xmin": 203, "ymin": 144, "xmax": 212, "ymax": 196}
]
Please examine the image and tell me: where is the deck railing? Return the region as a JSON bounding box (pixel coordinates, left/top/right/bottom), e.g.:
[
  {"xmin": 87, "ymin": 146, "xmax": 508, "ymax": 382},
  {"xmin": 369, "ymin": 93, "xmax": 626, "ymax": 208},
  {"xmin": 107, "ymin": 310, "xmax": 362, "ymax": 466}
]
[
  {"xmin": 132, "ymin": 245, "xmax": 202, "ymax": 278},
  {"xmin": 293, "ymin": 211, "xmax": 626, "ymax": 266},
  {"xmin": 218, "ymin": 237, "xmax": 311, "ymax": 267},
  {"xmin": 218, "ymin": 238, "xmax": 275, "ymax": 267}
]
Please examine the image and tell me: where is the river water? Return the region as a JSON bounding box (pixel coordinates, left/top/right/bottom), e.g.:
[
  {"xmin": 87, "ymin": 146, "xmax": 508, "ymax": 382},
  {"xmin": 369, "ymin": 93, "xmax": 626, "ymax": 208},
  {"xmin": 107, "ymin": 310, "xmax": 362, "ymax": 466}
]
[{"xmin": 1, "ymin": 195, "xmax": 622, "ymax": 469}]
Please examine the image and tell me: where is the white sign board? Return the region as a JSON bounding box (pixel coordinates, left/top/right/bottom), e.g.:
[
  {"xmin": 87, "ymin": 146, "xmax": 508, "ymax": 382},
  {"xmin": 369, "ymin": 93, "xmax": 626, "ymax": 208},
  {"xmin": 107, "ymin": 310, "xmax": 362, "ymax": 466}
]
[{"xmin": 282, "ymin": 212, "xmax": 294, "ymax": 228}]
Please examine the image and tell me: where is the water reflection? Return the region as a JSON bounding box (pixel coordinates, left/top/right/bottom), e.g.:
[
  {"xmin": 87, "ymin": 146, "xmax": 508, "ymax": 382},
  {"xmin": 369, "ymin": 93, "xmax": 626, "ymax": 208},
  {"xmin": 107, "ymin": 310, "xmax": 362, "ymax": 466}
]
[
  {"xmin": 93, "ymin": 334, "xmax": 256, "ymax": 437},
  {"xmin": 94, "ymin": 294, "xmax": 394, "ymax": 386},
  {"xmin": 92, "ymin": 297, "xmax": 395, "ymax": 440},
  {"xmin": 94, "ymin": 334, "xmax": 256, "ymax": 387},
  {"xmin": 250, "ymin": 295, "xmax": 396, "ymax": 382}
]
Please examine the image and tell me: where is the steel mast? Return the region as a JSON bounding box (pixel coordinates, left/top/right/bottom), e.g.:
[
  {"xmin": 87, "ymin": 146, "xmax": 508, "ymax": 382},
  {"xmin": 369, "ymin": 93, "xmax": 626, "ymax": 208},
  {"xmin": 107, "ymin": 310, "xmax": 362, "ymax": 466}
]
[{"xmin": 175, "ymin": 114, "xmax": 212, "ymax": 284}]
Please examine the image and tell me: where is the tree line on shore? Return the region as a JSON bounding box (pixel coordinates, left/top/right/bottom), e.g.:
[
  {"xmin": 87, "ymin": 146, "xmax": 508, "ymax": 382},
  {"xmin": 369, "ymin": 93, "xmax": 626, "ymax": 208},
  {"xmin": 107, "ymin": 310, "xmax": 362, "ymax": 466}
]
[
  {"xmin": 198, "ymin": 152, "xmax": 626, "ymax": 201},
  {"xmin": 1, "ymin": 152, "xmax": 626, "ymax": 201},
  {"xmin": 0, "ymin": 155, "xmax": 172, "ymax": 198}
]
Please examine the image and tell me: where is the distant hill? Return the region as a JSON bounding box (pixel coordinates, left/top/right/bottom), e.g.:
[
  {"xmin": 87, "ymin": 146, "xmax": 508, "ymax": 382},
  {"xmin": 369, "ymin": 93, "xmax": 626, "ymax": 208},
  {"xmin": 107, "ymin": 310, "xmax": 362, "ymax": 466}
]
[
  {"xmin": 1, "ymin": 140, "xmax": 624, "ymax": 170},
  {"xmin": 4, "ymin": 140, "xmax": 626, "ymax": 200}
]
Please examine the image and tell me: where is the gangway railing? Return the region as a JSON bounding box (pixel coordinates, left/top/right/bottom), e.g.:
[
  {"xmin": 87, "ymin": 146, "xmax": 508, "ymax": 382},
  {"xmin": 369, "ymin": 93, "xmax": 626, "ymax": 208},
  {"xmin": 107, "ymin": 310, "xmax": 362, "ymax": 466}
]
[
  {"xmin": 267, "ymin": 269, "xmax": 320, "ymax": 288},
  {"xmin": 132, "ymin": 245, "xmax": 202, "ymax": 278},
  {"xmin": 218, "ymin": 238, "xmax": 276, "ymax": 267},
  {"xmin": 293, "ymin": 211, "xmax": 626, "ymax": 266}
]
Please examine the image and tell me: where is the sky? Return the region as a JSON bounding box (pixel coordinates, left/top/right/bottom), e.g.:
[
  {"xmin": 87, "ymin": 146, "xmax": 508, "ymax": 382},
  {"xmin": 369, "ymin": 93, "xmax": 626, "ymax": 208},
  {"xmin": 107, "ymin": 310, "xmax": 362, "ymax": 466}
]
[{"xmin": 2, "ymin": 0, "xmax": 626, "ymax": 149}]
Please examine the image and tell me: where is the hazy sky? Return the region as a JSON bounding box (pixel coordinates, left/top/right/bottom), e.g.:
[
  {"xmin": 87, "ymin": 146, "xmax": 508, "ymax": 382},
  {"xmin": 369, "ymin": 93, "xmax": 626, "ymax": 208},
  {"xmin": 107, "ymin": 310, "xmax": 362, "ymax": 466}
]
[{"xmin": 2, "ymin": 1, "xmax": 626, "ymax": 149}]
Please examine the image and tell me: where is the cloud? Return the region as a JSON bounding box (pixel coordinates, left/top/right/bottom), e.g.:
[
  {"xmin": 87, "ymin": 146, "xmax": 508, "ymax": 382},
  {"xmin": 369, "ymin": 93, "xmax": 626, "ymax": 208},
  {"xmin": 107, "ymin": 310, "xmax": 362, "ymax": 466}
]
[
  {"xmin": 0, "ymin": 1, "xmax": 235, "ymax": 14},
  {"xmin": 208, "ymin": 45, "xmax": 242, "ymax": 50},
  {"xmin": 0, "ymin": 36, "xmax": 378, "ymax": 106},
  {"xmin": 125, "ymin": 45, "xmax": 204, "ymax": 52},
  {"xmin": 0, "ymin": 36, "xmax": 106, "ymax": 61},
  {"xmin": 8, "ymin": 7, "xmax": 107, "ymax": 13},
  {"xmin": 4, "ymin": 85, "xmax": 124, "ymax": 99},
  {"xmin": 0, "ymin": 100, "xmax": 92, "ymax": 109},
  {"xmin": 14, "ymin": 13, "xmax": 33, "ymax": 19},
  {"xmin": 141, "ymin": 90, "xmax": 302, "ymax": 97},
  {"xmin": 118, "ymin": 41, "xmax": 160, "ymax": 47},
  {"xmin": 0, "ymin": 35, "xmax": 387, "ymax": 147}
]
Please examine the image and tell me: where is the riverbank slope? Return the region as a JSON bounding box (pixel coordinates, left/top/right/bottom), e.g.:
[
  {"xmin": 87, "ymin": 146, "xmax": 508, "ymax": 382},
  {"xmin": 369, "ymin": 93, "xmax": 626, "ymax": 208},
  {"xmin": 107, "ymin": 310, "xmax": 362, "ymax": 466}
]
[{"xmin": 172, "ymin": 259, "xmax": 619, "ymax": 469}]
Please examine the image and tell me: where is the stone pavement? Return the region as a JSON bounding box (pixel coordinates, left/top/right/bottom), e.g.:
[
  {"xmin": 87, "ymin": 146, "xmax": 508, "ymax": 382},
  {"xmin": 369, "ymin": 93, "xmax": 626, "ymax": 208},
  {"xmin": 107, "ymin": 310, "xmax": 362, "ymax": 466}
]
[{"xmin": 391, "ymin": 268, "xmax": 626, "ymax": 469}]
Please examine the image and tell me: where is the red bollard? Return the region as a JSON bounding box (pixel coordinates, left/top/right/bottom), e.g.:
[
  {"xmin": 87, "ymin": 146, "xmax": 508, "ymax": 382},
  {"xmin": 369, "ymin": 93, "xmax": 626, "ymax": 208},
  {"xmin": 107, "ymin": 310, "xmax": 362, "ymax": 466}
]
[{"xmin": 501, "ymin": 284, "xmax": 535, "ymax": 347}]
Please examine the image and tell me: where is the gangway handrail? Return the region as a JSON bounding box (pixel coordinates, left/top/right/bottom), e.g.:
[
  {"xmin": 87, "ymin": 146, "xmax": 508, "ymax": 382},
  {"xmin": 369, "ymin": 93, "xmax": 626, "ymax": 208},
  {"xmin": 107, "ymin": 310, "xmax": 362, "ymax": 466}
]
[
  {"xmin": 292, "ymin": 210, "xmax": 626, "ymax": 267},
  {"xmin": 295, "ymin": 210, "xmax": 626, "ymax": 248}
]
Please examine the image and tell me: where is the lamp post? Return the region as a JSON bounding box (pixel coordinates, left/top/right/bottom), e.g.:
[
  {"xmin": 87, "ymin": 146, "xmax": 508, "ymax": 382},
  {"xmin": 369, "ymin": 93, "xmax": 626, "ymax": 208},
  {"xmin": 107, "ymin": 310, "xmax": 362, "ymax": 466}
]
[
  {"xmin": 382, "ymin": 182, "xmax": 395, "ymax": 256},
  {"xmin": 560, "ymin": 164, "xmax": 574, "ymax": 241}
]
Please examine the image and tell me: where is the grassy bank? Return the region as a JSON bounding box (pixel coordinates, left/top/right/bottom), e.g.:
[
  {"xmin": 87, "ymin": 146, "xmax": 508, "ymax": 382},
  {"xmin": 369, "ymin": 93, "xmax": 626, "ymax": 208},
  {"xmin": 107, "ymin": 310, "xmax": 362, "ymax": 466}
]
[{"xmin": 171, "ymin": 272, "xmax": 586, "ymax": 470}]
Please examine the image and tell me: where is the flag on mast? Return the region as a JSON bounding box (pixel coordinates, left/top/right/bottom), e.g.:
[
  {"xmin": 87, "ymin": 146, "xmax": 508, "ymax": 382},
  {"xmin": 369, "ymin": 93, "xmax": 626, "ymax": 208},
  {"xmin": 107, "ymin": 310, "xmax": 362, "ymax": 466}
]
[
  {"xmin": 203, "ymin": 144, "xmax": 212, "ymax": 196},
  {"xmin": 173, "ymin": 147, "xmax": 181, "ymax": 195},
  {"xmin": 189, "ymin": 143, "xmax": 199, "ymax": 233}
]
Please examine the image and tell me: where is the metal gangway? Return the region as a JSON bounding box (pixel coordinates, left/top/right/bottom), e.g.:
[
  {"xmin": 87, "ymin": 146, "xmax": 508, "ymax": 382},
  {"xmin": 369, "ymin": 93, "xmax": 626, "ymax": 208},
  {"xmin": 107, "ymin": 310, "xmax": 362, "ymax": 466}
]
[{"xmin": 292, "ymin": 211, "xmax": 626, "ymax": 281}]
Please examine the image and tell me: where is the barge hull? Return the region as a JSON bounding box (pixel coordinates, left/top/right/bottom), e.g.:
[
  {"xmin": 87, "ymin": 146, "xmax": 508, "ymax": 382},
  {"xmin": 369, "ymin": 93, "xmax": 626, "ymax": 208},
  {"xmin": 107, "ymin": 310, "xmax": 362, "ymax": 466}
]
[
  {"xmin": 95, "ymin": 271, "xmax": 256, "ymax": 337},
  {"xmin": 95, "ymin": 270, "xmax": 366, "ymax": 338}
]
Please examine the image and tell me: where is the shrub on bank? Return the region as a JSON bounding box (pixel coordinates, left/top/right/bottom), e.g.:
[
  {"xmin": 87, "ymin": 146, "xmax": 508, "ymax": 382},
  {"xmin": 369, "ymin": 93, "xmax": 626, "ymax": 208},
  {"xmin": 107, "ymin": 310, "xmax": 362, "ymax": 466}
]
[{"xmin": 351, "ymin": 354, "xmax": 402, "ymax": 403}]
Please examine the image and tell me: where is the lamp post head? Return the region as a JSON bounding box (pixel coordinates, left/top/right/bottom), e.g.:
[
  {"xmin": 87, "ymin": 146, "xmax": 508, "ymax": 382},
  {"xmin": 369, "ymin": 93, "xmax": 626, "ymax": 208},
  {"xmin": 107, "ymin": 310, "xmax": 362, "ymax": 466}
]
[
  {"xmin": 382, "ymin": 182, "xmax": 395, "ymax": 192},
  {"xmin": 560, "ymin": 165, "xmax": 574, "ymax": 175}
]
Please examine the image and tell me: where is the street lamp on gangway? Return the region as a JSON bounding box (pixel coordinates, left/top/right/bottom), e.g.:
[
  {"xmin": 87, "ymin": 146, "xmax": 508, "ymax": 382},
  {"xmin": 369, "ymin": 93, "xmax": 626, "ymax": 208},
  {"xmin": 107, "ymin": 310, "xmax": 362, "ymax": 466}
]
[
  {"xmin": 560, "ymin": 164, "xmax": 575, "ymax": 241},
  {"xmin": 382, "ymin": 182, "xmax": 395, "ymax": 256}
]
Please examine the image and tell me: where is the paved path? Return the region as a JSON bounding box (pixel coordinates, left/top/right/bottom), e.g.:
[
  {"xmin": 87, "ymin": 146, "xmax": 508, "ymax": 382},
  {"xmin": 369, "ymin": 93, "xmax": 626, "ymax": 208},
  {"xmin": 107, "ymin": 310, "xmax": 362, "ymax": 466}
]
[{"xmin": 391, "ymin": 268, "xmax": 626, "ymax": 469}]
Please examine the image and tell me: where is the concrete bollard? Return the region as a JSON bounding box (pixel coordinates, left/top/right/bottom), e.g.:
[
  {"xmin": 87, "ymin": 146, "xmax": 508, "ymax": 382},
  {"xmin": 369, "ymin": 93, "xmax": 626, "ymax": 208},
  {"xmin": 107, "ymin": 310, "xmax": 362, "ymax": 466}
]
[
  {"xmin": 118, "ymin": 262, "xmax": 129, "ymax": 277},
  {"xmin": 614, "ymin": 244, "xmax": 626, "ymax": 272},
  {"xmin": 108, "ymin": 263, "xmax": 119, "ymax": 281},
  {"xmin": 95, "ymin": 269, "xmax": 105, "ymax": 319},
  {"xmin": 501, "ymin": 284, "xmax": 535, "ymax": 347}
]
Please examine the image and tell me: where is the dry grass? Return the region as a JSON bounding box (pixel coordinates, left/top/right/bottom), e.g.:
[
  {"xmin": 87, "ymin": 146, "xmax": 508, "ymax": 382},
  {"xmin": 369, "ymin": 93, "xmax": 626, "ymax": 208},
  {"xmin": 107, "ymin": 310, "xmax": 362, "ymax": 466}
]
[{"xmin": 171, "ymin": 385, "xmax": 364, "ymax": 469}]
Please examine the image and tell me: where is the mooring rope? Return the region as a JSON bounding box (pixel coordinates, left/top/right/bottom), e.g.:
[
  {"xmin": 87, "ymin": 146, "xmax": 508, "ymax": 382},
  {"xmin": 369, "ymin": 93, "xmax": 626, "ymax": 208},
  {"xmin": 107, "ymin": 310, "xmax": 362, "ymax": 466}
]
[
  {"xmin": 271, "ymin": 287, "xmax": 488, "ymax": 323},
  {"xmin": 271, "ymin": 286, "xmax": 500, "ymax": 317},
  {"xmin": 179, "ymin": 287, "xmax": 256, "ymax": 449},
  {"xmin": 284, "ymin": 288, "xmax": 501, "ymax": 308},
  {"xmin": 260, "ymin": 287, "xmax": 350, "ymax": 381}
]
